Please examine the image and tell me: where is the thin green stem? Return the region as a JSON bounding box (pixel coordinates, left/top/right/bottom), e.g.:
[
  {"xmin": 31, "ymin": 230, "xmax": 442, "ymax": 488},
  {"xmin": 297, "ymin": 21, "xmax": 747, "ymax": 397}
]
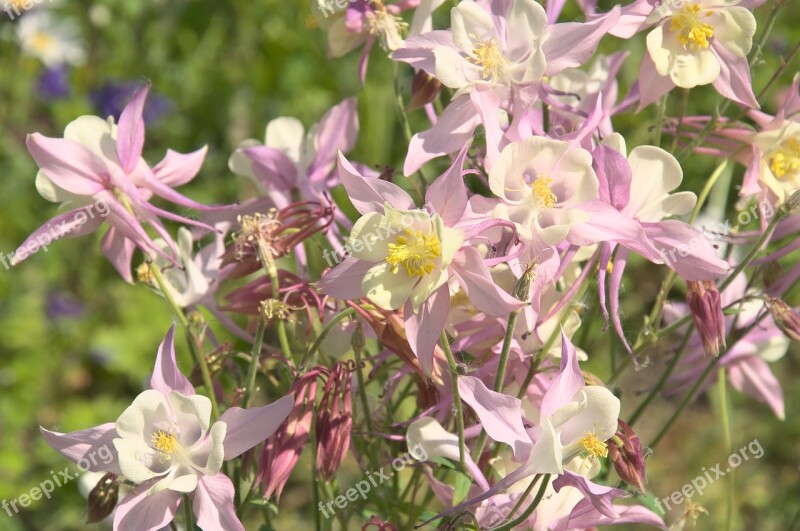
[
  {"xmin": 493, "ymin": 311, "xmax": 519, "ymax": 392},
  {"xmin": 489, "ymin": 475, "xmax": 551, "ymax": 531},
  {"xmin": 719, "ymin": 206, "xmax": 785, "ymax": 292},
  {"xmin": 670, "ymin": 88, "xmax": 690, "ymax": 154},
  {"xmin": 149, "ymin": 263, "xmax": 219, "ymax": 419},
  {"xmin": 183, "ymin": 494, "xmax": 194, "ymax": 529},
  {"xmin": 352, "ymin": 325, "xmax": 374, "ymax": 433},
  {"xmin": 441, "ymin": 331, "xmax": 466, "ymax": 472},
  {"xmin": 718, "ymin": 367, "xmax": 734, "ymax": 531},
  {"xmin": 302, "ymin": 307, "xmax": 356, "ymax": 368},
  {"xmin": 653, "ymin": 94, "xmax": 668, "ymax": 148},
  {"xmin": 628, "ymin": 326, "xmax": 693, "ymax": 426},
  {"xmin": 242, "ymin": 318, "xmax": 266, "ymax": 408}
]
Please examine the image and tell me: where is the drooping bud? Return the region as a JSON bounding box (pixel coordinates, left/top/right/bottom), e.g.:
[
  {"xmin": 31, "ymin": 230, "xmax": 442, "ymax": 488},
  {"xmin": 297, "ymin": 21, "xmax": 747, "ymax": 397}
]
[
  {"xmin": 86, "ymin": 473, "xmax": 120, "ymax": 524},
  {"xmin": 686, "ymin": 281, "xmax": 726, "ymax": 357},
  {"xmin": 765, "ymin": 298, "xmax": 800, "ymax": 343},
  {"xmin": 315, "ymin": 361, "xmax": 354, "ymax": 480},
  {"xmin": 607, "ymin": 420, "xmax": 648, "ymax": 494},
  {"xmin": 259, "ymin": 369, "xmax": 325, "ymax": 500},
  {"xmin": 407, "ymin": 71, "xmax": 442, "ymax": 112},
  {"xmin": 362, "ymin": 515, "xmax": 399, "ymax": 530}
]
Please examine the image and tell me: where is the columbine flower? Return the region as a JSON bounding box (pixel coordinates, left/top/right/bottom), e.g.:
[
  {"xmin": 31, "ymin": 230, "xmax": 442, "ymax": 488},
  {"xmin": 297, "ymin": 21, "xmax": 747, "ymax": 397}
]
[
  {"xmin": 16, "ymin": 12, "xmax": 86, "ymax": 67},
  {"xmin": 319, "ymin": 149, "xmax": 523, "ymax": 373},
  {"xmin": 14, "ymin": 82, "xmax": 214, "ymax": 282},
  {"xmin": 40, "ymin": 326, "xmax": 294, "ymax": 531},
  {"xmin": 614, "ymin": 0, "xmax": 761, "ymax": 108},
  {"xmin": 487, "ymin": 137, "xmax": 599, "ymax": 244}
]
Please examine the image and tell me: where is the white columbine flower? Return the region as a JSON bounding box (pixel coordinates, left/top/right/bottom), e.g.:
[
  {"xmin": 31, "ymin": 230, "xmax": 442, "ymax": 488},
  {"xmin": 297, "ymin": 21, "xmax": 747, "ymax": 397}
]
[{"xmin": 17, "ymin": 11, "xmax": 86, "ymax": 67}]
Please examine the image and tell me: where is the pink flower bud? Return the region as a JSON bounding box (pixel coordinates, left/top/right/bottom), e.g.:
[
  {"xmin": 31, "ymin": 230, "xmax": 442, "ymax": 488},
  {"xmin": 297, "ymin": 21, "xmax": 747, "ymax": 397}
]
[
  {"xmin": 315, "ymin": 362, "xmax": 354, "ymax": 481},
  {"xmin": 765, "ymin": 298, "xmax": 800, "ymax": 343},
  {"xmin": 686, "ymin": 280, "xmax": 726, "ymax": 357},
  {"xmin": 607, "ymin": 419, "xmax": 648, "ymax": 494}
]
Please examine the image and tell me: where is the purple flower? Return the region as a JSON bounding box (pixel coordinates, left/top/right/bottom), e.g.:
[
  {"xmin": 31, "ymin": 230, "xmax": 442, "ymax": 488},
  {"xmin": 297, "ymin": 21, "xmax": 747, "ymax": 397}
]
[
  {"xmin": 37, "ymin": 65, "xmax": 70, "ymax": 100},
  {"xmin": 90, "ymin": 82, "xmax": 173, "ymax": 124}
]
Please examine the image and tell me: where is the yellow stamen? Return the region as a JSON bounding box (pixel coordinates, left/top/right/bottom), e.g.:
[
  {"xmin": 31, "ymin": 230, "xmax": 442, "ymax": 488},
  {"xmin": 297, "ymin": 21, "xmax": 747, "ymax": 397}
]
[
  {"xmin": 669, "ymin": 4, "xmax": 714, "ymax": 50},
  {"xmin": 579, "ymin": 432, "xmax": 609, "ymax": 459},
  {"xmin": 469, "ymin": 37, "xmax": 507, "ymax": 81},
  {"xmin": 386, "ymin": 228, "xmax": 441, "ymax": 277},
  {"xmin": 151, "ymin": 430, "xmax": 177, "ymax": 461},
  {"xmin": 531, "ymin": 177, "xmax": 557, "ymax": 209},
  {"xmin": 768, "ymin": 137, "xmax": 800, "ymax": 181},
  {"xmin": 30, "ymin": 32, "xmax": 56, "ymax": 54}
]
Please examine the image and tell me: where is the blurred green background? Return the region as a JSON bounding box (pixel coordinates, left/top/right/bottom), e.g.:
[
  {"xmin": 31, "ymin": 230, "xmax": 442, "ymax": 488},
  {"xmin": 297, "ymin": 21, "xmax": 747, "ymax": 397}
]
[{"xmin": 0, "ymin": 0, "xmax": 798, "ymax": 529}]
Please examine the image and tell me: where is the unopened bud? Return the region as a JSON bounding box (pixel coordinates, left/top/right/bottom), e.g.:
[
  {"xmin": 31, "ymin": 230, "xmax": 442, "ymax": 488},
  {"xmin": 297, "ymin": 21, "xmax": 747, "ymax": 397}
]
[
  {"xmin": 686, "ymin": 281, "xmax": 726, "ymax": 357},
  {"xmin": 86, "ymin": 473, "xmax": 119, "ymax": 524},
  {"xmin": 765, "ymin": 298, "xmax": 800, "ymax": 343},
  {"xmin": 607, "ymin": 420, "xmax": 648, "ymax": 494},
  {"xmin": 316, "ymin": 362, "xmax": 354, "ymax": 480}
]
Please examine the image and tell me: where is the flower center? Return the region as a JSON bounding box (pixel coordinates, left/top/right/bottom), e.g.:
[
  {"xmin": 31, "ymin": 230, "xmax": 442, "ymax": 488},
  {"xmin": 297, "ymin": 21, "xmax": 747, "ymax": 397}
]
[
  {"xmin": 579, "ymin": 432, "xmax": 609, "ymax": 459},
  {"xmin": 469, "ymin": 37, "xmax": 507, "ymax": 81},
  {"xmin": 31, "ymin": 32, "xmax": 56, "ymax": 53},
  {"xmin": 151, "ymin": 430, "xmax": 178, "ymax": 461},
  {"xmin": 386, "ymin": 229, "xmax": 441, "ymax": 277},
  {"xmin": 365, "ymin": 2, "xmax": 408, "ymax": 51},
  {"xmin": 531, "ymin": 177, "xmax": 557, "ymax": 209},
  {"xmin": 669, "ymin": 4, "xmax": 714, "ymax": 50},
  {"xmin": 768, "ymin": 137, "xmax": 800, "ymax": 181}
]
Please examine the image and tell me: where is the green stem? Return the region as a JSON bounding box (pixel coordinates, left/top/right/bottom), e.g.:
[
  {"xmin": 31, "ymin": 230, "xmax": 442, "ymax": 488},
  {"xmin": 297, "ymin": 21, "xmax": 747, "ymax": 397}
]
[
  {"xmin": 653, "ymin": 94, "xmax": 668, "ymax": 148},
  {"xmin": 493, "ymin": 311, "xmax": 519, "ymax": 392},
  {"xmin": 150, "ymin": 263, "xmax": 220, "ymax": 419},
  {"xmin": 242, "ymin": 318, "xmax": 266, "ymax": 408},
  {"xmin": 670, "ymin": 88, "xmax": 690, "ymax": 154},
  {"xmin": 183, "ymin": 494, "xmax": 194, "ymax": 529},
  {"xmin": 719, "ymin": 205, "xmax": 785, "ymax": 292},
  {"xmin": 352, "ymin": 325, "xmax": 374, "ymax": 433},
  {"xmin": 441, "ymin": 331, "xmax": 466, "ymax": 472},
  {"xmin": 628, "ymin": 326, "xmax": 693, "ymax": 426},
  {"xmin": 489, "ymin": 475, "xmax": 551, "ymax": 531},
  {"xmin": 302, "ymin": 307, "xmax": 356, "ymax": 368},
  {"xmin": 718, "ymin": 367, "xmax": 734, "ymax": 531}
]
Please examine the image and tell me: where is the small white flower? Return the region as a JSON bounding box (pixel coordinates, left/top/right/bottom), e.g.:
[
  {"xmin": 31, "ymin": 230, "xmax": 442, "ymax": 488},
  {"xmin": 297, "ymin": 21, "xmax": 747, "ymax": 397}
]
[{"xmin": 17, "ymin": 12, "xmax": 86, "ymax": 67}]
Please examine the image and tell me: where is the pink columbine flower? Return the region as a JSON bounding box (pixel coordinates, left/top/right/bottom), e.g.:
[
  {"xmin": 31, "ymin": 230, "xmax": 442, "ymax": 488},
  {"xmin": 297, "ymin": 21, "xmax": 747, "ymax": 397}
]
[
  {"xmin": 40, "ymin": 325, "xmax": 293, "ymax": 531},
  {"xmin": 15, "ymin": 81, "xmax": 214, "ymax": 282},
  {"xmin": 319, "ymin": 148, "xmax": 524, "ymax": 374},
  {"xmin": 392, "ymin": 0, "xmax": 620, "ymax": 174},
  {"xmin": 610, "ymin": 0, "xmax": 765, "ymax": 109}
]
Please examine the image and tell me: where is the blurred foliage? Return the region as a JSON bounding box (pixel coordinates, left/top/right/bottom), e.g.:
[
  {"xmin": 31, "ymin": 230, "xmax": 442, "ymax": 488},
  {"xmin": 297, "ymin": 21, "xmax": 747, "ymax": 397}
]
[{"xmin": 0, "ymin": 0, "xmax": 798, "ymax": 529}]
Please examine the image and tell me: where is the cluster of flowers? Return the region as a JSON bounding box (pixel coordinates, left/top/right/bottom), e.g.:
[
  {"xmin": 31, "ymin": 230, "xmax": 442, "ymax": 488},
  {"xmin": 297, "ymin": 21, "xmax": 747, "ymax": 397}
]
[{"xmin": 14, "ymin": 0, "xmax": 800, "ymax": 529}]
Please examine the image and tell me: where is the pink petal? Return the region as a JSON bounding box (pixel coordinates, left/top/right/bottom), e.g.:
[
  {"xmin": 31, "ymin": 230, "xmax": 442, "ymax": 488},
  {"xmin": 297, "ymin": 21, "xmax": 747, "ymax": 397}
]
[
  {"xmin": 116, "ymin": 81, "xmax": 151, "ymax": 174},
  {"xmin": 458, "ymin": 376, "xmax": 531, "ymax": 459},
  {"xmin": 338, "ymin": 152, "xmax": 414, "ymax": 214},
  {"xmin": 150, "ymin": 324, "xmax": 196, "ymax": 397},
  {"xmin": 11, "ymin": 205, "xmax": 105, "ymax": 266},
  {"xmin": 712, "ymin": 44, "xmax": 759, "ymax": 109},
  {"xmin": 317, "ymin": 256, "xmax": 374, "ymax": 300},
  {"xmin": 643, "ymin": 220, "xmax": 730, "ymax": 280},
  {"xmin": 114, "ymin": 481, "xmax": 182, "ymax": 531},
  {"xmin": 39, "ymin": 423, "xmax": 120, "ymax": 474},
  {"xmin": 100, "ymin": 225, "xmax": 137, "ymax": 284},
  {"xmin": 543, "ymin": 6, "xmax": 621, "ymax": 76},
  {"xmin": 218, "ymin": 394, "xmax": 293, "ymax": 460},
  {"xmin": 391, "ymin": 30, "xmax": 455, "ymax": 74},
  {"xmin": 450, "ymin": 247, "xmax": 525, "ymax": 316},
  {"xmin": 404, "ymin": 284, "xmax": 450, "ymax": 376},
  {"xmin": 728, "ymin": 358, "xmax": 785, "ymax": 419},
  {"xmin": 425, "ymin": 140, "xmax": 470, "ymax": 225},
  {"xmin": 610, "ymin": 246, "xmax": 633, "ymax": 354},
  {"xmin": 540, "ymin": 331, "xmax": 585, "ymax": 416},
  {"xmin": 240, "ymin": 145, "xmax": 298, "ymax": 190},
  {"xmin": 192, "ymin": 473, "xmax": 244, "ymax": 531},
  {"xmin": 403, "ymin": 96, "xmax": 481, "ymax": 176},
  {"xmin": 470, "ymin": 87, "xmax": 504, "ymax": 169},
  {"xmin": 153, "ymin": 147, "xmax": 208, "ymax": 187},
  {"xmin": 554, "ymin": 471, "xmax": 621, "ymax": 519},
  {"xmin": 26, "ymin": 134, "xmax": 108, "ymax": 196},
  {"xmin": 308, "ymin": 98, "xmax": 359, "ymax": 182},
  {"xmin": 636, "ymin": 53, "xmax": 675, "ymax": 111},
  {"xmin": 593, "ymin": 145, "xmax": 631, "ymax": 210}
]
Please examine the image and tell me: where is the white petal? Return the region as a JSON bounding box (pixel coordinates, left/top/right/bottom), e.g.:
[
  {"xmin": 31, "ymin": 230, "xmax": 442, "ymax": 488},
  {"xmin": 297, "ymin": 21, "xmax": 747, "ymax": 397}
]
[
  {"xmin": 348, "ymin": 212, "xmax": 390, "ymax": 262},
  {"xmin": 361, "ymin": 262, "xmax": 415, "ymax": 310},
  {"xmin": 451, "ymin": 0, "xmax": 495, "ymax": 54},
  {"xmin": 711, "ymin": 6, "xmax": 756, "ymax": 58},
  {"xmin": 265, "ymin": 117, "xmax": 304, "ymax": 163}
]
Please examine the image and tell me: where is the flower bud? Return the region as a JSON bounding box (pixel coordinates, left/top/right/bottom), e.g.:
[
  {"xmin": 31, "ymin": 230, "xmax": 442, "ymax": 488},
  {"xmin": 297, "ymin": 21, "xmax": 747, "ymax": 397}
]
[
  {"xmin": 686, "ymin": 281, "xmax": 726, "ymax": 357},
  {"xmin": 765, "ymin": 298, "xmax": 800, "ymax": 343},
  {"xmin": 407, "ymin": 71, "xmax": 442, "ymax": 112},
  {"xmin": 607, "ymin": 420, "xmax": 648, "ymax": 494},
  {"xmin": 259, "ymin": 370, "xmax": 322, "ymax": 500},
  {"xmin": 86, "ymin": 473, "xmax": 119, "ymax": 524},
  {"xmin": 316, "ymin": 362, "xmax": 354, "ymax": 480}
]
